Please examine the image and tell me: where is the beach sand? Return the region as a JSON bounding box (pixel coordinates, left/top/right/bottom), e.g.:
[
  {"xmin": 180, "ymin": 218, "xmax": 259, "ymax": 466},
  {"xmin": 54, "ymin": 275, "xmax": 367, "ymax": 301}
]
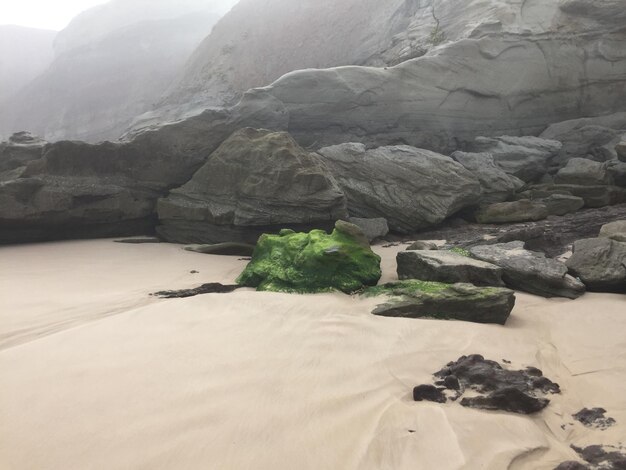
[{"xmin": 1, "ymin": 239, "xmax": 624, "ymax": 469}]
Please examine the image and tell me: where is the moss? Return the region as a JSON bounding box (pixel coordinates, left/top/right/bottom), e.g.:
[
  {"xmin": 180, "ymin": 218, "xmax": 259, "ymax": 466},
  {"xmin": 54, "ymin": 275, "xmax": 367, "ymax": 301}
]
[
  {"xmin": 362, "ymin": 279, "xmax": 450, "ymax": 298},
  {"xmin": 236, "ymin": 225, "xmax": 381, "ymax": 294},
  {"xmin": 449, "ymin": 247, "xmax": 471, "ymax": 257}
]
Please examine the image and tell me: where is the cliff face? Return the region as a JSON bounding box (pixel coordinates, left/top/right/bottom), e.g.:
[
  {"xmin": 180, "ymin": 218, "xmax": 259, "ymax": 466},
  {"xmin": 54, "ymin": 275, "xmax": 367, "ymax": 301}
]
[
  {"xmin": 0, "ymin": 0, "xmax": 235, "ymax": 143},
  {"xmin": 0, "ymin": 26, "xmax": 56, "ymax": 103}
]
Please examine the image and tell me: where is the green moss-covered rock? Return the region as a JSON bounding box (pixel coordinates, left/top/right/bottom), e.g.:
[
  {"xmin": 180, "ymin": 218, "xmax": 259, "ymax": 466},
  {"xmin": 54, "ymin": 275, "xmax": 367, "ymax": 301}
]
[{"xmin": 236, "ymin": 221, "xmax": 381, "ymax": 293}]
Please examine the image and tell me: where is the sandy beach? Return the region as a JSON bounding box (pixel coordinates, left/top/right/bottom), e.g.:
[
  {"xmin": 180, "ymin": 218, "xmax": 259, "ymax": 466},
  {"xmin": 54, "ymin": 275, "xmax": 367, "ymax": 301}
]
[{"xmin": 1, "ymin": 239, "xmax": 625, "ymax": 470}]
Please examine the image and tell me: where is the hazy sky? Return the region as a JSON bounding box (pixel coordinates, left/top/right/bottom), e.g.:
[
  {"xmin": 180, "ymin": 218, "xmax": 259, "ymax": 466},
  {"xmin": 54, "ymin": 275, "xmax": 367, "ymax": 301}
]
[{"xmin": 0, "ymin": 0, "xmax": 107, "ymax": 31}]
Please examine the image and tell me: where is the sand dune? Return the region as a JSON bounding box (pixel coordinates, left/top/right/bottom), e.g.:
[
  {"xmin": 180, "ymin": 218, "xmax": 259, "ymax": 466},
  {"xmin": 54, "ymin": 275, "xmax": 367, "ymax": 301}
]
[{"xmin": 0, "ymin": 240, "xmax": 624, "ymax": 469}]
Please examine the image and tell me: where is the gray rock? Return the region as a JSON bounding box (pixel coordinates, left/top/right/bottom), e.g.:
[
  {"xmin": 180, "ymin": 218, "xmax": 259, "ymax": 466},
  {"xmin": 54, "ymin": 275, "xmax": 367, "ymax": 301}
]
[
  {"xmin": 607, "ymin": 161, "xmax": 626, "ymax": 187},
  {"xmin": 371, "ymin": 282, "xmax": 515, "ymax": 325},
  {"xmin": 469, "ymin": 241, "xmax": 586, "ymax": 299},
  {"xmin": 530, "ymin": 184, "xmax": 626, "ymax": 208},
  {"xmin": 318, "ymin": 143, "xmax": 481, "ymax": 233},
  {"xmin": 472, "ymin": 136, "xmax": 562, "ymax": 183},
  {"xmin": 617, "ymin": 138, "xmax": 626, "ymax": 162},
  {"xmin": 475, "ymin": 200, "xmax": 549, "ymax": 224},
  {"xmin": 451, "ymin": 151, "xmax": 525, "ymax": 203},
  {"xmin": 397, "ymin": 250, "xmax": 504, "ymax": 287},
  {"xmin": 555, "ymin": 158, "xmax": 611, "ymax": 186},
  {"xmin": 566, "ymin": 238, "xmax": 626, "ymax": 292},
  {"xmin": 157, "ymin": 128, "xmax": 347, "ymax": 244},
  {"xmin": 599, "ymin": 220, "xmax": 626, "ymax": 242},
  {"xmin": 184, "ymin": 242, "xmax": 256, "ymax": 256},
  {"xmin": 0, "ymin": 132, "xmax": 46, "ymax": 174},
  {"xmin": 539, "ymin": 194, "xmax": 585, "ymax": 216},
  {"xmin": 348, "ymin": 217, "xmax": 388, "ymax": 242},
  {"xmin": 406, "ymin": 241, "xmax": 438, "ymax": 251}
]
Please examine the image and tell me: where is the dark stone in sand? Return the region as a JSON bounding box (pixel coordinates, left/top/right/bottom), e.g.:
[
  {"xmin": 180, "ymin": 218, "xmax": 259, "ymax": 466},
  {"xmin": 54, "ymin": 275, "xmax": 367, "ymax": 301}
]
[
  {"xmin": 412, "ymin": 385, "xmax": 447, "ymax": 403},
  {"xmin": 153, "ymin": 283, "xmax": 242, "ymax": 298},
  {"xmin": 184, "ymin": 242, "xmax": 255, "ymax": 256},
  {"xmin": 443, "ymin": 375, "xmax": 460, "ymax": 391},
  {"xmin": 573, "ymin": 408, "xmax": 616, "ymax": 430},
  {"xmin": 554, "ymin": 462, "xmax": 589, "ymax": 470},
  {"xmin": 460, "ymin": 386, "xmax": 550, "ymax": 414},
  {"xmin": 572, "ymin": 445, "xmax": 626, "ymax": 470},
  {"xmin": 114, "ymin": 237, "xmax": 161, "ymax": 244}
]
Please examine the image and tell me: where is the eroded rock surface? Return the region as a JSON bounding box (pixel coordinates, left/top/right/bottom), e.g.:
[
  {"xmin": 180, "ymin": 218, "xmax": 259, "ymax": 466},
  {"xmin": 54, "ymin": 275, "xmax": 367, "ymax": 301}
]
[{"xmin": 566, "ymin": 238, "xmax": 626, "ymax": 293}]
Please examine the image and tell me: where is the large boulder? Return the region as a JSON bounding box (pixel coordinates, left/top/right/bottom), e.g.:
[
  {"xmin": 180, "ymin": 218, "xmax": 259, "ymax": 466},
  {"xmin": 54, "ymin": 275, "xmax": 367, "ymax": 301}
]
[
  {"xmin": 236, "ymin": 221, "xmax": 381, "ymax": 293},
  {"xmin": 566, "ymin": 238, "xmax": 626, "ymax": 293},
  {"xmin": 471, "ymin": 136, "xmax": 562, "ymax": 183},
  {"xmin": 599, "ymin": 220, "xmax": 626, "ymax": 242},
  {"xmin": 397, "ymin": 250, "xmax": 504, "ymax": 287},
  {"xmin": 469, "ymin": 241, "xmax": 586, "ymax": 299},
  {"xmin": 451, "ymin": 151, "xmax": 525, "ymax": 203},
  {"xmin": 157, "ymin": 128, "xmax": 348, "ymax": 244},
  {"xmin": 368, "ymin": 281, "xmax": 515, "ymax": 325},
  {"xmin": 555, "ymin": 158, "xmax": 611, "ymax": 185},
  {"xmin": 475, "ymin": 200, "xmax": 549, "ymax": 224},
  {"xmin": 539, "ymin": 194, "xmax": 585, "ymax": 216},
  {"xmin": 317, "ymin": 143, "xmax": 480, "ymax": 233}
]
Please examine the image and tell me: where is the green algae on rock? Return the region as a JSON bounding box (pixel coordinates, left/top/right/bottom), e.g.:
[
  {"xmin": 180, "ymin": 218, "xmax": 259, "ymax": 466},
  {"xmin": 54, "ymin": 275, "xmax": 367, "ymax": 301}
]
[
  {"xmin": 236, "ymin": 221, "xmax": 381, "ymax": 293},
  {"xmin": 364, "ymin": 280, "xmax": 515, "ymax": 325}
]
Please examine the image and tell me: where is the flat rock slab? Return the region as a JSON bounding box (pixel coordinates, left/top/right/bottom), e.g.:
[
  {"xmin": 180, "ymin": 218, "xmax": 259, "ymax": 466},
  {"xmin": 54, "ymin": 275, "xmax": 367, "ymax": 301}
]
[
  {"xmin": 469, "ymin": 241, "xmax": 586, "ymax": 299},
  {"xmin": 566, "ymin": 238, "xmax": 626, "ymax": 293},
  {"xmin": 397, "ymin": 250, "xmax": 504, "ymax": 287},
  {"xmin": 184, "ymin": 242, "xmax": 255, "ymax": 256},
  {"xmin": 369, "ymin": 281, "xmax": 515, "ymax": 325},
  {"xmin": 475, "ymin": 200, "xmax": 549, "ymax": 224}
]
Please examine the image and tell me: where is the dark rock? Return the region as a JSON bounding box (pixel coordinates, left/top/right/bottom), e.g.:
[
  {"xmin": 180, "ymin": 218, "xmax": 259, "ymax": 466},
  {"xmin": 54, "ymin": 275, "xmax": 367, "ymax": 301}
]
[
  {"xmin": 573, "ymin": 408, "xmax": 616, "ymax": 430},
  {"xmin": 600, "ymin": 220, "xmax": 626, "ymax": 242},
  {"xmin": 471, "ymin": 136, "xmax": 562, "ymax": 183},
  {"xmin": 317, "ymin": 143, "xmax": 481, "ymax": 233},
  {"xmin": 566, "ymin": 238, "xmax": 626, "ymax": 293},
  {"xmin": 157, "ymin": 128, "xmax": 347, "ymax": 244},
  {"xmin": 617, "ymin": 139, "xmax": 626, "ymax": 162},
  {"xmin": 412, "ymin": 384, "xmax": 447, "ymax": 403},
  {"xmin": 184, "ymin": 242, "xmax": 256, "ymax": 256},
  {"xmin": 435, "ymin": 355, "xmax": 560, "ymax": 414},
  {"xmin": 553, "ymin": 462, "xmax": 589, "ymax": 470},
  {"xmin": 572, "ymin": 445, "xmax": 626, "ymax": 470},
  {"xmin": 369, "ymin": 282, "xmax": 515, "ymax": 325},
  {"xmin": 443, "ymin": 375, "xmax": 460, "ymax": 391},
  {"xmin": 451, "ymin": 151, "xmax": 525, "ymax": 203},
  {"xmin": 348, "ymin": 217, "xmax": 389, "ymax": 242},
  {"xmin": 607, "ymin": 161, "xmax": 626, "ymax": 187},
  {"xmin": 475, "ymin": 200, "xmax": 549, "ymax": 224},
  {"xmin": 0, "ymin": 132, "xmax": 46, "ymax": 174},
  {"xmin": 531, "ymin": 184, "xmax": 626, "ymax": 208},
  {"xmin": 469, "ymin": 241, "xmax": 586, "ymax": 299},
  {"xmin": 406, "ymin": 241, "xmax": 438, "ymax": 251},
  {"xmin": 153, "ymin": 283, "xmax": 243, "ymax": 299},
  {"xmin": 114, "ymin": 237, "xmax": 161, "ymax": 244},
  {"xmin": 555, "ymin": 158, "xmax": 611, "ymax": 186},
  {"xmin": 540, "ymin": 194, "xmax": 585, "ymax": 216},
  {"xmin": 397, "ymin": 250, "xmax": 504, "ymax": 287}
]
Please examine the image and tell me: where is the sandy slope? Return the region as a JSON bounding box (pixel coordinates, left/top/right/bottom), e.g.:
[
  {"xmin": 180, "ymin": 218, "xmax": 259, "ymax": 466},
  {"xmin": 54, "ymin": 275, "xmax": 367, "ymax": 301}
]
[{"xmin": 0, "ymin": 240, "xmax": 624, "ymax": 470}]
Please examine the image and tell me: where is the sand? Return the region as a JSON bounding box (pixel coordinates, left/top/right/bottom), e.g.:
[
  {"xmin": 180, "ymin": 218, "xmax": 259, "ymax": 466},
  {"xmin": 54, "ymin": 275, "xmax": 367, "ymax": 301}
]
[{"xmin": 0, "ymin": 239, "xmax": 624, "ymax": 470}]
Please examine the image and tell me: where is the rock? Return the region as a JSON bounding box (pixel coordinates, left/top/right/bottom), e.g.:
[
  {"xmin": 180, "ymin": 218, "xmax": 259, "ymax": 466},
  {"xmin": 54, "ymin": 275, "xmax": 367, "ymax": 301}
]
[
  {"xmin": 540, "ymin": 112, "xmax": 626, "ymax": 167},
  {"xmin": 607, "ymin": 161, "xmax": 626, "ymax": 187},
  {"xmin": 114, "ymin": 237, "xmax": 161, "ymax": 244},
  {"xmin": 157, "ymin": 128, "xmax": 347, "ymax": 244},
  {"xmin": 540, "ymin": 194, "xmax": 585, "ymax": 216},
  {"xmin": 599, "ymin": 220, "xmax": 626, "ymax": 242},
  {"xmin": 236, "ymin": 221, "xmax": 381, "ymax": 293},
  {"xmin": 435, "ymin": 355, "xmax": 560, "ymax": 414},
  {"xmin": 153, "ymin": 283, "xmax": 243, "ymax": 299},
  {"xmin": 406, "ymin": 241, "xmax": 438, "ymax": 251},
  {"xmin": 0, "ymin": 132, "xmax": 46, "ymax": 174},
  {"xmin": 555, "ymin": 158, "xmax": 611, "ymax": 186},
  {"xmin": 469, "ymin": 241, "xmax": 586, "ymax": 299},
  {"xmin": 317, "ymin": 143, "xmax": 481, "ymax": 233},
  {"xmin": 573, "ymin": 408, "xmax": 616, "ymax": 430},
  {"xmin": 348, "ymin": 217, "xmax": 388, "ymax": 242},
  {"xmin": 412, "ymin": 385, "xmax": 447, "ymax": 404},
  {"xmin": 566, "ymin": 238, "xmax": 626, "ymax": 293},
  {"xmin": 475, "ymin": 200, "xmax": 549, "ymax": 224},
  {"xmin": 617, "ymin": 139, "xmax": 626, "ymax": 162},
  {"xmin": 571, "ymin": 445, "xmax": 626, "ymax": 470},
  {"xmin": 397, "ymin": 250, "xmax": 504, "ymax": 287},
  {"xmin": 451, "ymin": 151, "xmax": 525, "ymax": 203},
  {"xmin": 368, "ymin": 281, "xmax": 515, "ymax": 325},
  {"xmin": 553, "ymin": 461, "xmax": 589, "ymax": 470},
  {"xmin": 184, "ymin": 242, "xmax": 256, "ymax": 256},
  {"xmin": 471, "ymin": 136, "xmax": 562, "ymax": 183}
]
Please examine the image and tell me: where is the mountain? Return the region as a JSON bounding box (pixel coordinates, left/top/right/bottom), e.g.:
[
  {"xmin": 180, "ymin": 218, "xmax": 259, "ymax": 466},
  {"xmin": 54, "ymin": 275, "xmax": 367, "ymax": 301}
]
[
  {"xmin": 0, "ymin": 25, "xmax": 56, "ymax": 103},
  {"xmin": 0, "ymin": 0, "xmax": 236, "ymax": 142}
]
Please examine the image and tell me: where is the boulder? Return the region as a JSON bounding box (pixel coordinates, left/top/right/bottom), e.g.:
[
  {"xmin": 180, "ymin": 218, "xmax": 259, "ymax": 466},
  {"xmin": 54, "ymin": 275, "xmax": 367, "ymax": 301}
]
[
  {"xmin": 471, "ymin": 136, "xmax": 562, "ymax": 183},
  {"xmin": 475, "ymin": 200, "xmax": 549, "ymax": 224},
  {"xmin": 599, "ymin": 220, "xmax": 626, "ymax": 242},
  {"xmin": 469, "ymin": 241, "xmax": 586, "ymax": 299},
  {"xmin": 539, "ymin": 194, "xmax": 585, "ymax": 216},
  {"xmin": 157, "ymin": 128, "xmax": 347, "ymax": 244},
  {"xmin": 607, "ymin": 161, "xmax": 626, "ymax": 187},
  {"xmin": 529, "ymin": 184, "xmax": 626, "ymax": 208},
  {"xmin": 348, "ymin": 217, "xmax": 388, "ymax": 242},
  {"xmin": 368, "ymin": 281, "xmax": 515, "ymax": 325},
  {"xmin": 617, "ymin": 138, "xmax": 626, "ymax": 162},
  {"xmin": 566, "ymin": 238, "xmax": 626, "ymax": 292},
  {"xmin": 236, "ymin": 221, "xmax": 381, "ymax": 293},
  {"xmin": 555, "ymin": 158, "xmax": 611, "ymax": 185},
  {"xmin": 406, "ymin": 241, "xmax": 438, "ymax": 251},
  {"xmin": 317, "ymin": 143, "xmax": 481, "ymax": 233},
  {"xmin": 451, "ymin": 151, "xmax": 525, "ymax": 203},
  {"xmin": 183, "ymin": 242, "xmax": 256, "ymax": 256},
  {"xmin": 397, "ymin": 250, "xmax": 504, "ymax": 287}
]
